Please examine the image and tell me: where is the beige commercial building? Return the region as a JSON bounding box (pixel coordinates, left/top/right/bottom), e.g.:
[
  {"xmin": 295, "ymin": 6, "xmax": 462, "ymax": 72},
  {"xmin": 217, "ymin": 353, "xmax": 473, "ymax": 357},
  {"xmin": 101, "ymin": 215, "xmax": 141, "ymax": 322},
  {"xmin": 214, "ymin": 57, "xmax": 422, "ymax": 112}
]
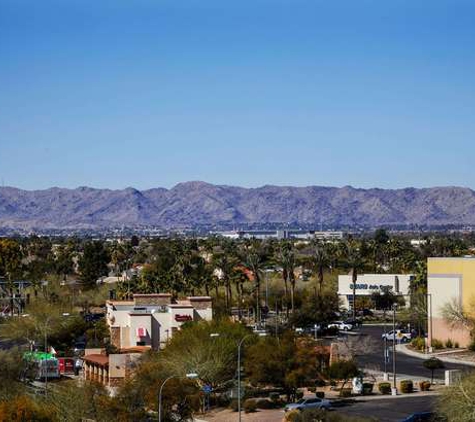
[
  {"xmin": 106, "ymin": 293, "xmax": 213, "ymax": 350},
  {"xmin": 428, "ymin": 257, "xmax": 475, "ymax": 347}
]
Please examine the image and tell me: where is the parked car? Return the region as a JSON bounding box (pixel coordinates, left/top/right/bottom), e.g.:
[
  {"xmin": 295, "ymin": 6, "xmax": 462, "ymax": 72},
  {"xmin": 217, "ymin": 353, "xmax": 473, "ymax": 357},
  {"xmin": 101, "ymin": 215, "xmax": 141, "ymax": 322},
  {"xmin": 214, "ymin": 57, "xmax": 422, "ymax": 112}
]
[
  {"xmin": 327, "ymin": 321, "xmax": 353, "ymax": 331},
  {"xmin": 382, "ymin": 330, "xmax": 412, "ymax": 342},
  {"xmin": 285, "ymin": 397, "xmax": 331, "ymax": 412},
  {"xmin": 344, "ymin": 318, "xmax": 362, "ymax": 328},
  {"xmin": 357, "ymin": 308, "xmax": 374, "ymax": 317}
]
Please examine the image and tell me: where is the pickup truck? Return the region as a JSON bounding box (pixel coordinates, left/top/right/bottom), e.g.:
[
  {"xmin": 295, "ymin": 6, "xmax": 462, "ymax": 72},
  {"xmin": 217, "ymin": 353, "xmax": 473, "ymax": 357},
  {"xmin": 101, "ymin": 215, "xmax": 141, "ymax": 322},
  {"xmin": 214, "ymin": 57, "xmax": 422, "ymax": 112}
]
[{"xmin": 382, "ymin": 330, "xmax": 412, "ymax": 342}]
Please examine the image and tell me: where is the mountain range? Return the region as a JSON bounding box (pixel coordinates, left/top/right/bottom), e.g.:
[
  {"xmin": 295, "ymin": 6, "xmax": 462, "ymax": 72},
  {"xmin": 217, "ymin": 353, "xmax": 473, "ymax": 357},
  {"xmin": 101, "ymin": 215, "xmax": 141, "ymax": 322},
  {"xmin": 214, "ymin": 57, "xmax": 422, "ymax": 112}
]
[{"xmin": 1, "ymin": 182, "xmax": 475, "ymax": 231}]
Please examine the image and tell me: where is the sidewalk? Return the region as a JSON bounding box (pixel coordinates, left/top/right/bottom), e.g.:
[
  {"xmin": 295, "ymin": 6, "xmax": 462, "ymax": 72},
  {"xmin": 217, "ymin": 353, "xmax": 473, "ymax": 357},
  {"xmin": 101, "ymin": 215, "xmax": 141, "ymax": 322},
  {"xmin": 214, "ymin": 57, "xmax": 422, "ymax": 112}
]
[{"xmin": 396, "ymin": 344, "xmax": 475, "ymax": 367}]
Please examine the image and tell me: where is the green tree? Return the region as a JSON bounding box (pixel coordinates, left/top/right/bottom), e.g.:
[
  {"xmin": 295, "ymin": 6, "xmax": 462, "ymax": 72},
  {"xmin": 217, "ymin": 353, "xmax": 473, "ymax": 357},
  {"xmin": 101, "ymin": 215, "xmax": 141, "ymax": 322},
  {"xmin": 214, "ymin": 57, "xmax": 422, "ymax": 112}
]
[
  {"xmin": 245, "ymin": 332, "xmax": 317, "ymax": 401},
  {"xmin": 423, "ymin": 358, "xmax": 444, "ymax": 384},
  {"xmin": 78, "ymin": 241, "xmax": 110, "ymax": 288},
  {"xmin": 326, "ymin": 360, "xmax": 360, "ymax": 392}
]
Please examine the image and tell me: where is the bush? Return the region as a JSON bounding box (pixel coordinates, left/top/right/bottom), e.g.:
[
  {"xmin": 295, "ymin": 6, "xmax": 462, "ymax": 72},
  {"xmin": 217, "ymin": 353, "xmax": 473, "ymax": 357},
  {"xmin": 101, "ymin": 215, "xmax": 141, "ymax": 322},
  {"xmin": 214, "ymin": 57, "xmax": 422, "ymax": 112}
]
[
  {"xmin": 339, "ymin": 388, "xmax": 352, "ymax": 397},
  {"xmin": 419, "ymin": 381, "xmax": 431, "ymax": 391},
  {"xmin": 269, "ymin": 392, "xmax": 280, "ymax": 402},
  {"xmin": 243, "ymin": 399, "xmax": 257, "ymax": 413},
  {"xmin": 411, "ymin": 337, "xmax": 425, "ymax": 351},
  {"xmin": 315, "ymin": 378, "xmax": 326, "ymax": 387},
  {"xmin": 285, "ymin": 410, "xmax": 301, "ymax": 422},
  {"xmin": 295, "ymin": 390, "xmax": 304, "ymax": 400},
  {"xmin": 468, "ymin": 340, "xmax": 475, "ymax": 351},
  {"xmin": 445, "ymin": 339, "xmax": 454, "ymax": 349},
  {"xmin": 362, "ymin": 383, "xmax": 374, "ymax": 395},
  {"xmin": 256, "ymin": 399, "xmax": 274, "ymax": 409},
  {"xmin": 378, "ymin": 382, "xmax": 391, "ymax": 395},
  {"xmin": 229, "ymin": 399, "xmax": 239, "ymax": 412},
  {"xmin": 307, "ymin": 386, "xmax": 316, "ymax": 393},
  {"xmin": 400, "ymin": 380, "xmax": 413, "ymax": 393},
  {"xmin": 454, "ymin": 341, "xmax": 460, "ymax": 348},
  {"xmin": 431, "ymin": 339, "xmax": 444, "ymax": 350},
  {"xmin": 315, "ymin": 391, "xmax": 325, "ymax": 399}
]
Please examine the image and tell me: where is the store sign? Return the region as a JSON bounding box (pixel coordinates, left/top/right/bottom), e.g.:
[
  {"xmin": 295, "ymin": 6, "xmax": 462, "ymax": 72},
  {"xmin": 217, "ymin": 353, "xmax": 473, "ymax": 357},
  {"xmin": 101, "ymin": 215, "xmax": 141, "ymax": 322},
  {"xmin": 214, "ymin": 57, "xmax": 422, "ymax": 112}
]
[
  {"xmin": 175, "ymin": 314, "xmax": 193, "ymax": 322},
  {"xmin": 349, "ymin": 284, "xmax": 393, "ymax": 291}
]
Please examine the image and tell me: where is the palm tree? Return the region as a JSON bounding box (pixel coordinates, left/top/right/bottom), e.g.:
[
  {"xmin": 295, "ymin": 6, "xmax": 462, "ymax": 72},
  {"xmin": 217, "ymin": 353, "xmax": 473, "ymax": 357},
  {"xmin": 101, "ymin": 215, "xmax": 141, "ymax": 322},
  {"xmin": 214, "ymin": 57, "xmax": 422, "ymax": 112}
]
[
  {"xmin": 313, "ymin": 240, "xmax": 330, "ymax": 295},
  {"xmin": 242, "ymin": 240, "xmax": 267, "ymax": 328},
  {"xmin": 341, "ymin": 239, "xmax": 365, "ymax": 321},
  {"xmin": 212, "ymin": 240, "xmax": 240, "ymax": 313},
  {"xmin": 278, "ymin": 241, "xmax": 296, "ymax": 314}
]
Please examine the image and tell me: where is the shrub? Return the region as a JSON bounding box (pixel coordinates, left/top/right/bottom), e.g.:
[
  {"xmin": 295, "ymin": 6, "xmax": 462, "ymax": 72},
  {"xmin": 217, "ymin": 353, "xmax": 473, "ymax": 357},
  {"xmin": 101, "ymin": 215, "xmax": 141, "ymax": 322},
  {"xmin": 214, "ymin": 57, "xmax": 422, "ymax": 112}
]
[
  {"xmin": 400, "ymin": 380, "xmax": 413, "ymax": 393},
  {"xmin": 256, "ymin": 399, "xmax": 274, "ymax": 409},
  {"xmin": 229, "ymin": 399, "xmax": 239, "ymax": 412},
  {"xmin": 419, "ymin": 381, "xmax": 431, "ymax": 391},
  {"xmin": 468, "ymin": 339, "xmax": 475, "ymax": 351},
  {"xmin": 269, "ymin": 392, "xmax": 280, "ymax": 402},
  {"xmin": 295, "ymin": 390, "xmax": 304, "ymax": 400},
  {"xmin": 315, "ymin": 378, "xmax": 326, "ymax": 387},
  {"xmin": 378, "ymin": 382, "xmax": 391, "ymax": 395},
  {"xmin": 411, "ymin": 337, "xmax": 425, "ymax": 351},
  {"xmin": 339, "ymin": 388, "xmax": 352, "ymax": 397},
  {"xmin": 285, "ymin": 410, "xmax": 301, "ymax": 422},
  {"xmin": 307, "ymin": 386, "xmax": 316, "ymax": 393},
  {"xmin": 362, "ymin": 383, "xmax": 374, "ymax": 395},
  {"xmin": 243, "ymin": 399, "xmax": 257, "ymax": 413},
  {"xmin": 431, "ymin": 339, "xmax": 444, "ymax": 350},
  {"xmin": 445, "ymin": 339, "xmax": 454, "ymax": 349},
  {"xmin": 315, "ymin": 391, "xmax": 325, "ymax": 399},
  {"xmin": 454, "ymin": 341, "xmax": 460, "ymax": 348}
]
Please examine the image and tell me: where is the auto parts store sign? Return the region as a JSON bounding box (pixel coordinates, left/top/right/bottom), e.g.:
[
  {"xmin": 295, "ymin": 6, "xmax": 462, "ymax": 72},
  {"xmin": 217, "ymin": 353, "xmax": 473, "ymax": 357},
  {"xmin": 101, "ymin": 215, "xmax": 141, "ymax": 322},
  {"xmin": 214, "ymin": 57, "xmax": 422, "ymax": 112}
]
[{"xmin": 349, "ymin": 284, "xmax": 393, "ymax": 291}]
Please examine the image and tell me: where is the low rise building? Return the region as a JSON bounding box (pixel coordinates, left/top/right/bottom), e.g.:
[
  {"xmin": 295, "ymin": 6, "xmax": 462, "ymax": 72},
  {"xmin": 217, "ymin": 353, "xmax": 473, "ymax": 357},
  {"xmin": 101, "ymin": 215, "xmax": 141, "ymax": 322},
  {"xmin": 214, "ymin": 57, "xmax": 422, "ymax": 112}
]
[
  {"xmin": 427, "ymin": 257, "xmax": 475, "ymax": 348},
  {"xmin": 338, "ymin": 273, "xmax": 413, "ymax": 310},
  {"xmin": 106, "ymin": 293, "xmax": 212, "ymax": 350},
  {"xmin": 82, "ymin": 347, "xmax": 146, "ymax": 388}
]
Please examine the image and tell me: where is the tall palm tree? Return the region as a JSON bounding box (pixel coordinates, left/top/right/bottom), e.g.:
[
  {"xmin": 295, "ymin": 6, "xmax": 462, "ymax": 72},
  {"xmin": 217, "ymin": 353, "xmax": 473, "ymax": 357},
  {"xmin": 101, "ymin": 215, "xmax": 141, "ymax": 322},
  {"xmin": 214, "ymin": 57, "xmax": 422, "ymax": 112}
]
[
  {"xmin": 242, "ymin": 240, "xmax": 267, "ymax": 327},
  {"xmin": 313, "ymin": 239, "xmax": 330, "ymax": 295},
  {"xmin": 341, "ymin": 238, "xmax": 365, "ymax": 321},
  {"xmin": 212, "ymin": 240, "xmax": 239, "ymax": 313},
  {"xmin": 278, "ymin": 241, "xmax": 296, "ymax": 314}
]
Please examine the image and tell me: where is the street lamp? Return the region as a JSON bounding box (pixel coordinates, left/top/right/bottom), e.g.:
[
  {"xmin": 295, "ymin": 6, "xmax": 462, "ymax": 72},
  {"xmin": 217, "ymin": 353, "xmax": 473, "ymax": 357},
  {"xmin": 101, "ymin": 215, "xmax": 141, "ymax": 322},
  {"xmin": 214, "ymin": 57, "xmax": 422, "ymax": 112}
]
[
  {"xmin": 392, "ymin": 304, "xmax": 397, "ymax": 396},
  {"xmin": 158, "ymin": 372, "xmax": 198, "ymax": 422},
  {"xmin": 210, "ymin": 331, "xmax": 267, "ymax": 422}
]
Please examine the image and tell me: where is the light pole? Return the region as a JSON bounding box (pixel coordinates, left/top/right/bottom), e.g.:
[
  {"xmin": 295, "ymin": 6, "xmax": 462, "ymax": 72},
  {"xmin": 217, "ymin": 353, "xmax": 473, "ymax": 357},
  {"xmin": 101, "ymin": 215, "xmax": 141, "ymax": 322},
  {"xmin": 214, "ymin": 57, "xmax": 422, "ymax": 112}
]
[
  {"xmin": 392, "ymin": 304, "xmax": 397, "ymax": 395},
  {"xmin": 210, "ymin": 331, "xmax": 267, "ymax": 422},
  {"xmin": 158, "ymin": 373, "xmax": 198, "ymax": 422},
  {"xmin": 43, "ymin": 316, "xmax": 52, "ymax": 397}
]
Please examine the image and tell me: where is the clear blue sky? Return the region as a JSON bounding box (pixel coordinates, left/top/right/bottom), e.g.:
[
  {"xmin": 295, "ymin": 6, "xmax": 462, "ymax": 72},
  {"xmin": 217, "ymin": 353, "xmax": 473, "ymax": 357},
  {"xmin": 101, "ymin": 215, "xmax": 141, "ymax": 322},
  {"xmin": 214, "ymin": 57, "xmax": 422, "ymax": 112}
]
[{"xmin": 1, "ymin": 0, "xmax": 474, "ymax": 190}]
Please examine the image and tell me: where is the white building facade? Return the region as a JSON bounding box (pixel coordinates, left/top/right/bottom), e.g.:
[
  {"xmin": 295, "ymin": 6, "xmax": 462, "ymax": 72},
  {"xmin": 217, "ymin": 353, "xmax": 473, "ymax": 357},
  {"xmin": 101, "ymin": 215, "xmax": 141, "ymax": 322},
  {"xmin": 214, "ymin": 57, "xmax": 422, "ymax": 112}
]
[
  {"xmin": 106, "ymin": 294, "xmax": 212, "ymax": 350},
  {"xmin": 338, "ymin": 274, "xmax": 413, "ymax": 309}
]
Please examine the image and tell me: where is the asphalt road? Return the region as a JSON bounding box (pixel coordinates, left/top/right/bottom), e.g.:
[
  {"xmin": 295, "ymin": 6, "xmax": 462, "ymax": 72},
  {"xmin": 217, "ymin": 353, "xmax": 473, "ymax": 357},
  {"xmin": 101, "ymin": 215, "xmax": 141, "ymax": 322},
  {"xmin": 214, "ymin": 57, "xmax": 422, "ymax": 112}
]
[
  {"xmin": 353, "ymin": 325, "xmax": 475, "ymax": 379},
  {"xmin": 337, "ymin": 395, "xmax": 438, "ymax": 422}
]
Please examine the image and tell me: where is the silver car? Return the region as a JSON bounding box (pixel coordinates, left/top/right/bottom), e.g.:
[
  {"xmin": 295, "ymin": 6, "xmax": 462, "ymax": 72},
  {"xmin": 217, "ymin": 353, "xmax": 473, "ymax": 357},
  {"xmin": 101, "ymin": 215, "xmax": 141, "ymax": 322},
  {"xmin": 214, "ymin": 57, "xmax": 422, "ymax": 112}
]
[{"xmin": 284, "ymin": 397, "xmax": 332, "ymax": 412}]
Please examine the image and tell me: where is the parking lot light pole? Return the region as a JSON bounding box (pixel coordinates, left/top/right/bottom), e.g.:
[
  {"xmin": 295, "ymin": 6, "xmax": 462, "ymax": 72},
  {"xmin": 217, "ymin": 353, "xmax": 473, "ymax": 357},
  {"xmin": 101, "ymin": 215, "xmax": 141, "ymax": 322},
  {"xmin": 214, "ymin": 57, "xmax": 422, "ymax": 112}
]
[
  {"xmin": 158, "ymin": 373, "xmax": 198, "ymax": 422},
  {"xmin": 392, "ymin": 304, "xmax": 397, "ymax": 395},
  {"xmin": 211, "ymin": 331, "xmax": 267, "ymax": 422}
]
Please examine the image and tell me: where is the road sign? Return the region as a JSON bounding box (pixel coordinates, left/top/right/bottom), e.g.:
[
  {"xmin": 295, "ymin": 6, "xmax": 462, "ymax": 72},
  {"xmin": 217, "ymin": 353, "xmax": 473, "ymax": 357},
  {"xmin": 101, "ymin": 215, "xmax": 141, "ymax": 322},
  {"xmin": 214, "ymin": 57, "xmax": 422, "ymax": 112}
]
[{"xmin": 202, "ymin": 385, "xmax": 212, "ymax": 394}]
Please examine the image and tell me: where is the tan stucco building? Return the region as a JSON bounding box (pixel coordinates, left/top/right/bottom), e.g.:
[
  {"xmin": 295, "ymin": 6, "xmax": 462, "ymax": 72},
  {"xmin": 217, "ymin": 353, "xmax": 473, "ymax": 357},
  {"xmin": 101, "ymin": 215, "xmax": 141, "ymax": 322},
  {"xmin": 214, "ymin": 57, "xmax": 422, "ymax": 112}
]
[{"xmin": 427, "ymin": 257, "xmax": 475, "ymax": 347}]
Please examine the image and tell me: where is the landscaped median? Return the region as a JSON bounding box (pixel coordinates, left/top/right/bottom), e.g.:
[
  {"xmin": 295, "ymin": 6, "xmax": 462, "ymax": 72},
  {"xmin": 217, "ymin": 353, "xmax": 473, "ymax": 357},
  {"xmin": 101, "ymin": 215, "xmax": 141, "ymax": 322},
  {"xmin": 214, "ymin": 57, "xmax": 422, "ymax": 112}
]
[{"xmin": 396, "ymin": 342, "xmax": 475, "ymax": 367}]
